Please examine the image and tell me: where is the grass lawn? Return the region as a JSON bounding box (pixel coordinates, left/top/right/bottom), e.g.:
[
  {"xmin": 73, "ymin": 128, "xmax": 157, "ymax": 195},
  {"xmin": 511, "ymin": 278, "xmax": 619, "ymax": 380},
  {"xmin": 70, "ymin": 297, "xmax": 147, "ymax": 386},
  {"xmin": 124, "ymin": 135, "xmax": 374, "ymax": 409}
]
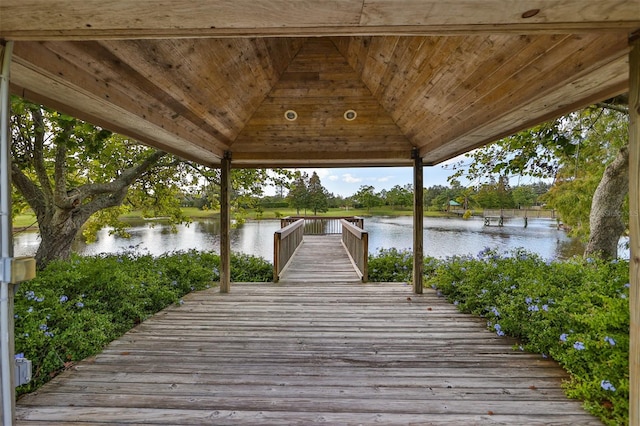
[
  {"xmin": 14, "ymin": 206, "xmax": 463, "ymax": 229},
  {"xmin": 12, "ymin": 212, "xmax": 38, "ymax": 229}
]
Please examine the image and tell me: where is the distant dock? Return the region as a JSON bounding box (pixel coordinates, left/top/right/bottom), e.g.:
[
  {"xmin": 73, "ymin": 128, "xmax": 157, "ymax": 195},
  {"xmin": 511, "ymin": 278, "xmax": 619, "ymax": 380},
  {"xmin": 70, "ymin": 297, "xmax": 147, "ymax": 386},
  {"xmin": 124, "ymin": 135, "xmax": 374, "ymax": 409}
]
[{"xmin": 483, "ymin": 209, "xmax": 556, "ymax": 227}]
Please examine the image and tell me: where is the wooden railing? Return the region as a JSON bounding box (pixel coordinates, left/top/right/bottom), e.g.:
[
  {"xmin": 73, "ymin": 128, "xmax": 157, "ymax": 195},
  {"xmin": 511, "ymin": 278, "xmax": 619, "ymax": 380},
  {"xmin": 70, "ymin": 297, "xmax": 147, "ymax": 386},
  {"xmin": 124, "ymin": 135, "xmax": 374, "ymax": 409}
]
[
  {"xmin": 483, "ymin": 209, "xmax": 556, "ymax": 219},
  {"xmin": 273, "ymin": 218, "xmax": 304, "ymax": 282},
  {"xmin": 483, "ymin": 209, "xmax": 556, "ymax": 228},
  {"xmin": 340, "ymin": 219, "xmax": 368, "ymax": 282},
  {"xmin": 280, "ymin": 216, "xmax": 363, "ymax": 235}
]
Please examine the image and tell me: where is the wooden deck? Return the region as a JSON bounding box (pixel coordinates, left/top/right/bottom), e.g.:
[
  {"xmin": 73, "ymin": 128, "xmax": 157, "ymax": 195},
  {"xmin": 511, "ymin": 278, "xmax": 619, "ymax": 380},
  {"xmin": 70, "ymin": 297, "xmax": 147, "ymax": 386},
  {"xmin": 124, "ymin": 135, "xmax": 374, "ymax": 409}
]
[
  {"xmin": 279, "ymin": 235, "xmax": 361, "ymax": 283},
  {"xmin": 15, "ymin": 280, "xmax": 600, "ymax": 425}
]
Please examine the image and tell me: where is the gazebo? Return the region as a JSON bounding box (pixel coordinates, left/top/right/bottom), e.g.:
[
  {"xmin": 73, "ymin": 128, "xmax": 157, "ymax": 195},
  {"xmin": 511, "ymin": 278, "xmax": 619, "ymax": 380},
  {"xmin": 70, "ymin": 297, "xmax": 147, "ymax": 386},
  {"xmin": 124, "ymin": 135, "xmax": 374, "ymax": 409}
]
[{"xmin": 0, "ymin": 1, "xmax": 639, "ymax": 424}]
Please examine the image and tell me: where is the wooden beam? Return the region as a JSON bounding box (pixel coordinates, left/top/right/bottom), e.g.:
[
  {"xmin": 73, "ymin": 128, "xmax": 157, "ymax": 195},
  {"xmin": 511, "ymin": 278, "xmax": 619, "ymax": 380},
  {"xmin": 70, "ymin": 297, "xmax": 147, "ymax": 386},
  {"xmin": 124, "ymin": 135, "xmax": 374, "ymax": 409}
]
[
  {"xmin": 412, "ymin": 149, "xmax": 424, "ymax": 294},
  {"xmin": 219, "ymin": 152, "xmax": 232, "ymax": 294},
  {"xmin": 629, "ymin": 34, "xmax": 640, "ymax": 426},
  {"xmin": 0, "ymin": 1, "xmax": 638, "ymax": 40}
]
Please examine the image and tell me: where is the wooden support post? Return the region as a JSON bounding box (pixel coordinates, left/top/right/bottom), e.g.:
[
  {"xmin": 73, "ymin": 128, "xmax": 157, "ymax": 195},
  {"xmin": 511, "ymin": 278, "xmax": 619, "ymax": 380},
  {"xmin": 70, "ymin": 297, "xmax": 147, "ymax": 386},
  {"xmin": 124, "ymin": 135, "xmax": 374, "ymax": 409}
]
[
  {"xmin": 412, "ymin": 149, "xmax": 424, "ymax": 294},
  {"xmin": 219, "ymin": 152, "xmax": 231, "ymax": 293},
  {"xmin": 629, "ymin": 35, "xmax": 640, "ymax": 426},
  {"xmin": 0, "ymin": 40, "xmax": 16, "ymax": 426}
]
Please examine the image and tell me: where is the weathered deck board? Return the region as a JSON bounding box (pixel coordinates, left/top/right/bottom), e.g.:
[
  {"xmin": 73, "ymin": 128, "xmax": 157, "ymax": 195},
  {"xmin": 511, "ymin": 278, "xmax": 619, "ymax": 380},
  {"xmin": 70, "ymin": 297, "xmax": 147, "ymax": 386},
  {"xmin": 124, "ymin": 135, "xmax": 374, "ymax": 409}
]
[
  {"xmin": 16, "ymin": 281, "xmax": 600, "ymax": 425},
  {"xmin": 279, "ymin": 235, "xmax": 360, "ymax": 282}
]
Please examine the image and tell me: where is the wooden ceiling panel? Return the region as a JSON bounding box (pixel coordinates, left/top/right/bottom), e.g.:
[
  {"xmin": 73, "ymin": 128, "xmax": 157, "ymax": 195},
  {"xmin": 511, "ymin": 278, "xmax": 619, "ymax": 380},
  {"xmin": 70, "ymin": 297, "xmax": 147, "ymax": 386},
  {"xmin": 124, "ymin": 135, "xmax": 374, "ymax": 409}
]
[
  {"xmin": 10, "ymin": 41, "xmax": 226, "ymax": 164},
  {"xmin": 232, "ymin": 38, "xmax": 414, "ymax": 165},
  {"xmin": 423, "ymin": 56, "xmax": 630, "ymax": 164},
  {"xmin": 335, "ymin": 32, "xmax": 630, "ymax": 165},
  {"xmin": 418, "ymin": 33, "xmax": 630, "ymax": 156},
  {"xmin": 99, "ymin": 38, "xmax": 304, "ymax": 143}
]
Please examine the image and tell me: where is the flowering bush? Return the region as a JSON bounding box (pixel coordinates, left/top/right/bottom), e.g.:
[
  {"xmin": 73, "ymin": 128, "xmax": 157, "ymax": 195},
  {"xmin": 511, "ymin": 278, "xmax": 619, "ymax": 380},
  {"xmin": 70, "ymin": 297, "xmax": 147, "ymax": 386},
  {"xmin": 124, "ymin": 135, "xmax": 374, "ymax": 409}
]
[
  {"xmin": 14, "ymin": 250, "xmax": 272, "ymax": 395},
  {"xmin": 426, "ymin": 248, "xmax": 629, "ymax": 425}
]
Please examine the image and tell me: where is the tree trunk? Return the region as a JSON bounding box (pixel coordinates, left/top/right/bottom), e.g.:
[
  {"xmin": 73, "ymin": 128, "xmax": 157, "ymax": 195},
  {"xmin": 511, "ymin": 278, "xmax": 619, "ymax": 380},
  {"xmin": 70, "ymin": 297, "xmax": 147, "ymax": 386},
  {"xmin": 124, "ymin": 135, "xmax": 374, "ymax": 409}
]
[
  {"xmin": 585, "ymin": 145, "xmax": 629, "ymax": 259},
  {"xmin": 35, "ymin": 212, "xmax": 82, "ymax": 267}
]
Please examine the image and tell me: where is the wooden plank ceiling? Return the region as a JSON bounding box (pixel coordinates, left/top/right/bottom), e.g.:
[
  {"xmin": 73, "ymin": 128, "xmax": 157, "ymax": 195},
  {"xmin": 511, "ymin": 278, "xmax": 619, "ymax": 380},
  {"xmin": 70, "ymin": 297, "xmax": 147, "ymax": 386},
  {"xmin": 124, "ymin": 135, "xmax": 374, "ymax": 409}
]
[{"xmin": 1, "ymin": 1, "xmax": 639, "ymax": 168}]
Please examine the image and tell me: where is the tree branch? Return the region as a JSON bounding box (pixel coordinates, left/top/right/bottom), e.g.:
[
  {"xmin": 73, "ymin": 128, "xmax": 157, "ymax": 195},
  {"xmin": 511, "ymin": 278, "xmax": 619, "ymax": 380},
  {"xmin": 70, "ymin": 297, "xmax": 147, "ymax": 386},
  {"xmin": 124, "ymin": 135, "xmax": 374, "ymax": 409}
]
[
  {"xmin": 595, "ymin": 102, "xmax": 629, "ymax": 114},
  {"xmin": 53, "ymin": 122, "xmax": 73, "ymax": 204},
  {"xmin": 11, "ymin": 162, "xmax": 46, "ymax": 218},
  {"xmin": 30, "ymin": 106, "xmax": 54, "ymax": 203},
  {"xmin": 75, "ymin": 149, "xmax": 168, "ymax": 202}
]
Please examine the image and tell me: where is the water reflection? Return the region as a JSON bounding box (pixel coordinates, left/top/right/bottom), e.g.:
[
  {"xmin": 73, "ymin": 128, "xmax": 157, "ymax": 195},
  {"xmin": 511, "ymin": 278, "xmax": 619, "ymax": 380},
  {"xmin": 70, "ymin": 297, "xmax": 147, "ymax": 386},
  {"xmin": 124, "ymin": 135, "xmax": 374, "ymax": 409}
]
[
  {"xmin": 13, "ymin": 216, "xmax": 628, "ymax": 262},
  {"xmin": 366, "ymin": 216, "xmax": 587, "ymax": 260}
]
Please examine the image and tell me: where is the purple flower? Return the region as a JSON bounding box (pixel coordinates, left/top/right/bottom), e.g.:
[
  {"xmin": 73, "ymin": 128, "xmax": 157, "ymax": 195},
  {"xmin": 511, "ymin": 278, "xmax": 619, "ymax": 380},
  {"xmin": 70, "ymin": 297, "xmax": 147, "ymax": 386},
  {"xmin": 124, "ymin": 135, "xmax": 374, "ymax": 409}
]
[
  {"xmin": 542, "ymin": 353, "xmax": 548, "ymax": 358},
  {"xmin": 604, "ymin": 336, "xmax": 616, "ymax": 346},
  {"xmin": 75, "ymin": 302, "xmax": 84, "ymax": 308},
  {"xmin": 542, "ymin": 304, "xmax": 549, "ymax": 311},
  {"xmin": 624, "ymin": 283, "xmax": 630, "ymax": 288},
  {"xmin": 573, "ymin": 341, "xmax": 585, "ymax": 350},
  {"xmin": 39, "ymin": 324, "xmax": 48, "ymax": 331},
  {"xmin": 490, "ymin": 307, "xmax": 500, "ymax": 317},
  {"xmin": 59, "ymin": 295, "xmax": 68, "ymax": 303},
  {"xmin": 527, "ymin": 305, "xmax": 540, "ymax": 312},
  {"xmin": 601, "ymin": 380, "xmax": 616, "ymax": 392},
  {"xmin": 525, "ymin": 297, "xmax": 533, "ymax": 304},
  {"xmin": 560, "ymin": 333, "xmax": 568, "ymax": 342},
  {"xmin": 44, "ymin": 331, "xmax": 54, "ymax": 338}
]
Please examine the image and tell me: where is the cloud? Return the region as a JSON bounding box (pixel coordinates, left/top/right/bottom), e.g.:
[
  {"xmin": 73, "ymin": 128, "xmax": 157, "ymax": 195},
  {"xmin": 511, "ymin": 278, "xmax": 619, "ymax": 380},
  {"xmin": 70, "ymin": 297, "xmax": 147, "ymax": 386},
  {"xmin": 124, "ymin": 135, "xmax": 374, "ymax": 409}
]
[
  {"xmin": 327, "ymin": 175, "xmax": 339, "ymax": 181},
  {"xmin": 374, "ymin": 175, "xmax": 394, "ymax": 183},
  {"xmin": 312, "ymin": 169, "xmax": 331, "ymax": 178},
  {"xmin": 342, "ymin": 173, "xmax": 363, "ymax": 183}
]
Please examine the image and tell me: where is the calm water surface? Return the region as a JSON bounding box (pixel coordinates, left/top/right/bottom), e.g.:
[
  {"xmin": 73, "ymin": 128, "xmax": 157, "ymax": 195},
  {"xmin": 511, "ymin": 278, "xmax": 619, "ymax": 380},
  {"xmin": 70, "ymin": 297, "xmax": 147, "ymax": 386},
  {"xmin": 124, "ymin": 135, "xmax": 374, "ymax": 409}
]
[{"xmin": 14, "ymin": 215, "xmax": 625, "ymax": 262}]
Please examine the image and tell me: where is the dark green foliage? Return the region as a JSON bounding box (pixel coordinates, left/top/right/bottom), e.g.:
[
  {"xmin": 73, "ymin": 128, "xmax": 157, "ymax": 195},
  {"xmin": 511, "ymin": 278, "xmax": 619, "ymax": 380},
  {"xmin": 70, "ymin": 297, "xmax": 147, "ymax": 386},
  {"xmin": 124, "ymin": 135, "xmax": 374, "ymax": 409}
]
[
  {"xmin": 14, "ymin": 251, "xmax": 272, "ymax": 394},
  {"xmin": 368, "ymin": 248, "xmax": 438, "ymax": 282},
  {"xmin": 426, "ymin": 248, "xmax": 629, "ymax": 425}
]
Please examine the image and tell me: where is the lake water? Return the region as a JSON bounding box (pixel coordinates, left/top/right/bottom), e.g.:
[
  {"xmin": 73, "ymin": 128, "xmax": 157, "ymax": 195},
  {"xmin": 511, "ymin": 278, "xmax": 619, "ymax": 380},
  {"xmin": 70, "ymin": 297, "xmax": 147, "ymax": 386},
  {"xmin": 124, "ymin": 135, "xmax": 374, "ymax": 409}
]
[{"xmin": 14, "ymin": 216, "xmax": 628, "ymax": 262}]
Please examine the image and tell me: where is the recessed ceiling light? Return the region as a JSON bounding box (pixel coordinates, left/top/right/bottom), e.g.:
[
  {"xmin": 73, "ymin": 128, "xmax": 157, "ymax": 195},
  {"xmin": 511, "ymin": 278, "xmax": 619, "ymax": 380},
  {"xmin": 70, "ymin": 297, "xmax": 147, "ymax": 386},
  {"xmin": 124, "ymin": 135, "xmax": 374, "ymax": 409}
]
[
  {"xmin": 284, "ymin": 110, "xmax": 297, "ymax": 121},
  {"xmin": 344, "ymin": 110, "xmax": 357, "ymax": 121}
]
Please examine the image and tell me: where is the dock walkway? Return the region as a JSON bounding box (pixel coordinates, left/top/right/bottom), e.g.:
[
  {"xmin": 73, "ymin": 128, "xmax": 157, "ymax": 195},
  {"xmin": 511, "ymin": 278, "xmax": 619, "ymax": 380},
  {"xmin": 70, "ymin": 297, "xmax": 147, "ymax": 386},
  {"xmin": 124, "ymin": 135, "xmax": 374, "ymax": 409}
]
[
  {"xmin": 16, "ymin": 280, "xmax": 600, "ymax": 424},
  {"xmin": 278, "ymin": 235, "xmax": 360, "ymax": 282}
]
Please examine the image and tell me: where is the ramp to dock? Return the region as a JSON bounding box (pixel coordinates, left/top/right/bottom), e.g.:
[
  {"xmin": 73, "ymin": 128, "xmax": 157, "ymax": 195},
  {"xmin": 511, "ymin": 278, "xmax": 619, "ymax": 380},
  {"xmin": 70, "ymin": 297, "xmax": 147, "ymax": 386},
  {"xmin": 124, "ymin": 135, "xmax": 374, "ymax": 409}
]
[{"xmin": 278, "ymin": 235, "xmax": 360, "ymax": 282}]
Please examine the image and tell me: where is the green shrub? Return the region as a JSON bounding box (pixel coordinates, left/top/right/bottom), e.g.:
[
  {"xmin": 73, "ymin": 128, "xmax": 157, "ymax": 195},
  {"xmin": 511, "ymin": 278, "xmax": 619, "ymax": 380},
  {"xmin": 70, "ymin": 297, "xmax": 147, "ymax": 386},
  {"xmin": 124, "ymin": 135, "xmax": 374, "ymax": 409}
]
[
  {"xmin": 14, "ymin": 250, "xmax": 272, "ymax": 395},
  {"xmin": 368, "ymin": 248, "xmax": 439, "ymax": 282},
  {"xmin": 426, "ymin": 248, "xmax": 629, "ymax": 425}
]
